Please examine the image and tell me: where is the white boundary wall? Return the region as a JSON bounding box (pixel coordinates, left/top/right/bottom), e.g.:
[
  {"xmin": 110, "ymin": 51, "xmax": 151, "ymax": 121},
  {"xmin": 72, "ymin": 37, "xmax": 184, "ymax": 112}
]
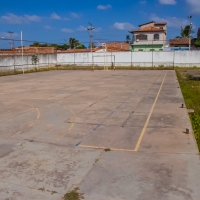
[
  {"xmin": 57, "ymin": 51, "xmax": 200, "ymax": 67},
  {"xmin": 0, "ymin": 51, "xmax": 200, "ymax": 70},
  {"xmin": 0, "ymin": 54, "xmax": 57, "ymax": 71}
]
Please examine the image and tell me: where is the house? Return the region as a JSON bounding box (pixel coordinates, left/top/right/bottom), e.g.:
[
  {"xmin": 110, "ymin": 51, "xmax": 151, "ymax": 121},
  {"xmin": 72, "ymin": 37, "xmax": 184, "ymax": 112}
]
[
  {"xmin": 170, "ymin": 38, "xmax": 195, "ymax": 50},
  {"xmin": 94, "ymin": 42, "xmax": 130, "ymax": 53},
  {"xmin": 129, "ymin": 21, "xmax": 167, "ymax": 51}
]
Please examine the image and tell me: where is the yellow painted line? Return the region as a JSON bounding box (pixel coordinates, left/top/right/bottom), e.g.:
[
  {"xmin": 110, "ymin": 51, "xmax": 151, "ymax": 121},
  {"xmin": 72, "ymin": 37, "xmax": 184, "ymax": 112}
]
[
  {"xmin": 10, "ymin": 106, "xmax": 40, "ymax": 138},
  {"xmin": 10, "ymin": 131, "xmax": 21, "ymax": 138},
  {"xmin": 78, "ymin": 72, "xmax": 167, "ymax": 153},
  {"xmin": 55, "ymin": 106, "xmax": 76, "ymax": 142},
  {"xmin": 79, "ymin": 145, "xmax": 136, "ymax": 152},
  {"xmin": 36, "ymin": 108, "xmax": 40, "ymax": 120},
  {"xmin": 28, "ymin": 107, "xmax": 40, "ymax": 127},
  {"xmin": 133, "ymin": 71, "xmax": 167, "ymax": 152}
]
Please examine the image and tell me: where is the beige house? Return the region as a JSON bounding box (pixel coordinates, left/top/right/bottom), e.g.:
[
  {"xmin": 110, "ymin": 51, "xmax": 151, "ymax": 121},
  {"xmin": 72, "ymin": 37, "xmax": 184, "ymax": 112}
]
[{"xmin": 129, "ymin": 21, "xmax": 167, "ymax": 51}]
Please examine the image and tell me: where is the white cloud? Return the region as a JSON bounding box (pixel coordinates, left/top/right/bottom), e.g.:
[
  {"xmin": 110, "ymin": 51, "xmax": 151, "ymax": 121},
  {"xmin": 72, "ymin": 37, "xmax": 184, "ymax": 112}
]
[
  {"xmin": 159, "ymin": 0, "xmax": 176, "ymax": 5},
  {"xmin": 140, "ymin": 1, "xmax": 146, "ymax": 4},
  {"xmin": 0, "ymin": 13, "xmax": 41, "ymax": 24},
  {"xmin": 150, "ymin": 14, "xmax": 189, "ymax": 28},
  {"xmin": 44, "ymin": 25, "xmax": 52, "ymax": 30},
  {"xmin": 61, "ymin": 28, "xmax": 74, "ymax": 33},
  {"xmin": 70, "ymin": 12, "xmax": 80, "ymax": 18},
  {"xmin": 77, "ymin": 26, "xmax": 87, "ymax": 31},
  {"xmin": 113, "ymin": 22, "xmax": 135, "ymax": 30},
  {"xmin": 64, "ymin": 17, "xmax": 69, "ymax": 21},
  {"xmin": 51, "ymin": 12, "xmax": 61, "ymax": 20},
  {"xmin": 94, "ymin": 27, "xmax": 102, "ymax": 32},
  {"xmin": 186, "ymin": 0, "xmax": 200, "ymax": 14},
  {"xmin": 97, "ymin": 4, "xmax": 112, "ymax": 10}
]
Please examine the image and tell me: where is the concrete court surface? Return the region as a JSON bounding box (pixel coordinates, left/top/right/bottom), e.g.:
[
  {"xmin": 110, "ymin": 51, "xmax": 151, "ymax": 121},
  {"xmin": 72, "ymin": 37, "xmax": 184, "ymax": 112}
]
[{"xmin": 0, "ymin": 70, "xmax": 199, "ymax": 200}]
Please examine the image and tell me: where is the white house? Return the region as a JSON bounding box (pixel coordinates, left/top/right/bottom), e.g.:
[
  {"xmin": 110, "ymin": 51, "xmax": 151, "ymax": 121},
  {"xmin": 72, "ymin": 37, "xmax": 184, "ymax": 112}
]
[{"xmin": 129, "ymin": 21, "xmax": 167, "ymax": 51}]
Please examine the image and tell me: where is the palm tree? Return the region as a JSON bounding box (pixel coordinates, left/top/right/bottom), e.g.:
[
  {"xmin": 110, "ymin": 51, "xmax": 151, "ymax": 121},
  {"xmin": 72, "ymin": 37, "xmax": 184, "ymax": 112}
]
[
  {"xmin": 197, "ymin": 28, "xmax": 200, "ymax": 38},
  {"xmin": 180, "ymin": 25, "xmax": 194, "ymax": 38},
  {"xmin": 125, "ymin": 35, "xmax": 131, "ymax": 43},
  {"xmin": 68, "ymin": 38, "xmax": 80, "ymax": 49},
  {"xmin": 180, "ymin": 25, "xmax": 191, "ymax": 38}
]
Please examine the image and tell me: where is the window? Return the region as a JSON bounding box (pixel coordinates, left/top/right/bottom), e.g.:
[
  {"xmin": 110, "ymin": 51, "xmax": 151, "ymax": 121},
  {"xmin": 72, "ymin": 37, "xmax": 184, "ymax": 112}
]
[
  {"xmin": 154, "ymin": 34, "xmax": 159, "ymax": 40},
  {"xmin": 136, "ymin": 34, "xmax": 147, "ymax": 41},
  {"xmin": 150, "ymin": 49, "xmax": 155, "ymax": 51},
  {"xmin": 139, "ymin": 49, "xmax": 143, "ymax": 51}
]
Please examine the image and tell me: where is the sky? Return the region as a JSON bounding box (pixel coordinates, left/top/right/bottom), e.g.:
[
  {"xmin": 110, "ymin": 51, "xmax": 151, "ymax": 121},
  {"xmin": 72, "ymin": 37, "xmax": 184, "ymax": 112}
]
[{"xmin": 0, "ymin": 0, "xmax": 199, "ymax": 48}]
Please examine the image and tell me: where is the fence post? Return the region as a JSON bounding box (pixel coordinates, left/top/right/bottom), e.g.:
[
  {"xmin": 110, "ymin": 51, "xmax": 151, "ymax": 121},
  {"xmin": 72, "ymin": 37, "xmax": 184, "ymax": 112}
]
[
  {"xmin": 173, "ymin": 50, "xmax": 175, "ymax": 69},
  {"xmin": 48, "ymin": 54, "xmax": 49, "ymax": 70},
  {"xmin": 13, "ymin": 51, "xmax": 16, "ymax": 73},
  {"xmin": 131, "ymin": 50, "xmax": 132, "ymax": 69}
]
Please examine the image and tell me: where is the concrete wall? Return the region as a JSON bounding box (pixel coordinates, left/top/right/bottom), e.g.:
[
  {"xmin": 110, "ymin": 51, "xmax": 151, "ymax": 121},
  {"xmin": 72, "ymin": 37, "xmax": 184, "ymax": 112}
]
[
  {"xmin": 0, "ymin": 54, "xmax": 57, "ymax": 71},
  {"xmin": 57, "ymin": 51, "xmax": 200, "ymax": 67},
  {"xmin": 0, "ymin": 51, "xmax": 200, "ymax": 71}
]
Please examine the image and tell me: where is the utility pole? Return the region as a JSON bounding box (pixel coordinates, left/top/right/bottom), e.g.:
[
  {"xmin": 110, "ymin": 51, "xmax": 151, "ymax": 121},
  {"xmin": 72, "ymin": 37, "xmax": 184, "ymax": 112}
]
[
  {"xmin": 8, "ymin": 31, "xmax": 14, "ymax": 49},
  {"xmin": 87, "ymin": 22, "xmax": 95, "ymax": 52},
  {"xmin": 188, "ymin": 16, "xmax": 192, "ymax": 51}
]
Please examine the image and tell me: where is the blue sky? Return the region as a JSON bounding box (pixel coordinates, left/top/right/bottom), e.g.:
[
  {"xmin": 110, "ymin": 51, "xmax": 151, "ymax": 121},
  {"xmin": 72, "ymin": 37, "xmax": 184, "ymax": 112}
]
[{"xmin": 0, "ymin": 0, "xmax": 199, "ymax": 48}]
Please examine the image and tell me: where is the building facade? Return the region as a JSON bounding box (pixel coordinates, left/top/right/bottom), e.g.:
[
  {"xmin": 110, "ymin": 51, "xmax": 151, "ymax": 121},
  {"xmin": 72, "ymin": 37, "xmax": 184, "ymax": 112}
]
[{"xmin": 129, "ymin": 21, "xmax": 167, "ymax": 52}]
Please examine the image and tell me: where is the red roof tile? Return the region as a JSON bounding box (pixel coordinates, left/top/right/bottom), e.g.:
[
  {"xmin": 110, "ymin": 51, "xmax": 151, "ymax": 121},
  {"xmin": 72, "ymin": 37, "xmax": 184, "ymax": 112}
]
[
  {"xmin": 106, "ymin": 42, "xmax": 130, "ymax": 52},
  {"xmin": 130, "ymin": 26, "xmax": 164, "ymax": 33},
  {"xmin": 170, "ymin": 38, "xmax": 190, "ymax": 45},
  {"xmin": 57, "ymin": 48, "xmax": 99, "ymax": 53}
]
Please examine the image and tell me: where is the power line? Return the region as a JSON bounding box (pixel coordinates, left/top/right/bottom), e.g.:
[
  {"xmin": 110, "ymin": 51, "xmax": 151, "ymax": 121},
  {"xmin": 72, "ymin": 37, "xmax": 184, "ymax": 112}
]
[{"xmin": 87, "ymin": 22, "xmax": 95, "ymax": 52}]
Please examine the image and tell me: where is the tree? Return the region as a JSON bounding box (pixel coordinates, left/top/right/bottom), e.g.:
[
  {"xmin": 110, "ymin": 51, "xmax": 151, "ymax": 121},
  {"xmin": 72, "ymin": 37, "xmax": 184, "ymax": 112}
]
[
  {"xmin": 125, "ymin": 35, "xmax": 131, "ymax": 43},
  {"xmin": 195, "ymin": 39, "xmax": 200, "ymax": 47},
  {"xmin": 197, "ymin": 28, "xmax": 200, "ymax": 38},
  {"xmin": 30, "ymin": 42, "xmax": 40, "ymax": 47},
  {"xmin": 88, "ymin": 42, "xmax": 96, "ymax": 48},
  {"xmin": 180, "ymin": 25, "xmax": 194, "ymax": 38},
  {"xmin": 195, "ymin": 28, "xmax": 200, "ymax": 47},
  {"xmin": 68, "ymin": 38, "xmax": 80, "ymax": 49},
  {"xmin": 76, "ymin": 44, "xmax": 86, "ymax": 49}
]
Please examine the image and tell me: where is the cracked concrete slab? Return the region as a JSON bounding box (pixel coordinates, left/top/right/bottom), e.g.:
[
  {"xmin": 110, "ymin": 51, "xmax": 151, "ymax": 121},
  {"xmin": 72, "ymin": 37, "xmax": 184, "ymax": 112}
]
[{"xmin": 0, "ymin": 70, "xmax": 199, "ymax": 200}]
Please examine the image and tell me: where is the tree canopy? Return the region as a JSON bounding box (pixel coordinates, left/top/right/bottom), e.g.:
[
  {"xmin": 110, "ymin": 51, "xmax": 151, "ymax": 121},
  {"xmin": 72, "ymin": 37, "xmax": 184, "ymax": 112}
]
[
  {"xmin": 30, "ymin": 38, "xmax": 86, "ymax": 50},
  {"xmin": 175, "ymin": 25, "xmax": 194, "ymax": 38},
  {"xmin": 197, "ymin": 28, "xmax": 200, "ymax": 38},
  {"xmin": 195, "ymin": 28, "xmax": 200, "ymax": 47},
  {"xmin": 125, "ymin": 35, "xmax": 131, "ymax": 44}
]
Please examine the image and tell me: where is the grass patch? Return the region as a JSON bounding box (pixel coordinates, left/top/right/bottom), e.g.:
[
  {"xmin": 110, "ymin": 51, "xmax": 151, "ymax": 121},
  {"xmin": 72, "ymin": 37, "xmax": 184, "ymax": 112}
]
[
  {"xmin": 63, "ymin": 187, "xmax": 84, "ymax": 200},
  {"xmin": 104, "ymin": 148, "xmax": 111, "ymax": 152},
  {"xmin": 38, "ymin": 186, "xmax": 45, "ymax": 192},
  {"xmin": 38, "ymin": 187, "xmax": 58, "ymax": 195},
  {"xmin": 176, "ymin": 69, "xmax": 200, "ymax": 151},
  {"xmin": 0, "ymin": 65, "xmax": 175, "ymax": 77}
]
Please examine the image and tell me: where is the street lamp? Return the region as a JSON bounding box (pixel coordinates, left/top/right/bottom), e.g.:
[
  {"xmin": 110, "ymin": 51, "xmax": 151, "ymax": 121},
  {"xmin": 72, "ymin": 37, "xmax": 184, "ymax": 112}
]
[{"xmin": 188, "ymin": 16, "xmax": 192, "ymax": 51}]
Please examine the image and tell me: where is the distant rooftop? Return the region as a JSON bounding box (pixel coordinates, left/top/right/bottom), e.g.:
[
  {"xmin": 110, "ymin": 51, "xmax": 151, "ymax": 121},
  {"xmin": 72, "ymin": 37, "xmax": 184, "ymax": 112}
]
[
  {"xmin": 170, "ymin": 38, "xmax": 190, "ymax": 45},
  {"xmin": 129, "ymin": 26, "xmax": 165, "ymax": 33},
  {"xmin": 138, "ymin": 21, "xmax": 167, "ymax": 27}
]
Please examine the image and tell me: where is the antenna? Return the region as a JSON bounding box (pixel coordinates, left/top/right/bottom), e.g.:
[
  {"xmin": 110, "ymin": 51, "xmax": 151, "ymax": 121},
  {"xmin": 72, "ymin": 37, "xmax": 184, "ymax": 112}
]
[
  {"xmin": 87, "ymin": 22, "xmax": 95, "ymax": 52},
  {"xmin": 8, "ymin": 31, "xmax": 14, "ymax": 49}
]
